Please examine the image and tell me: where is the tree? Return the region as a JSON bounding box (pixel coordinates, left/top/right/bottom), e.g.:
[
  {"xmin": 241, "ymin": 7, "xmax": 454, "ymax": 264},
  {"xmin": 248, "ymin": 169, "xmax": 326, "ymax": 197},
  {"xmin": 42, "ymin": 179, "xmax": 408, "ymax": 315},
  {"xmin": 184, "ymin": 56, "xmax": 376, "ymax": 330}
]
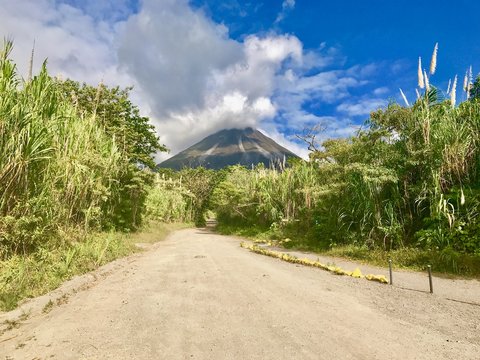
[
  {"xmin": 179, "ymin": 167, "xmax": 226, "ymax": 227},
  {"xmin": 56, "ymin": 79, "xmax": 166, "ymax": 169},
  {"xmin": 55, "ymin": 79, "xmax": 168, "ymax": 230}
]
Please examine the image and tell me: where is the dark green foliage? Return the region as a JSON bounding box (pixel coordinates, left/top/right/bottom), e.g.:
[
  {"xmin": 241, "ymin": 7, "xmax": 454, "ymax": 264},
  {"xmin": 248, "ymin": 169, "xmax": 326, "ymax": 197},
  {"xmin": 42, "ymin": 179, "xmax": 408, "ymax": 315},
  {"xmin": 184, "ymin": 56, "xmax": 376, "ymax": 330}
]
[
  {"xmin": 147, "ymin": 167, "xmax": 223, "ymax": 227},
  {"xmin": 470, "ymin": 75, "xmax": 480, "ymax": 101},
  {"xmin": 56, "ymin": 79, "xmax": 166, "ymax": 169},
  {"xmin": 179, "ymin": 167, "xmax": 225, "ymax": 226},
  {"xmin": 0, "ymin": 41, "xmax": 165, "ymax": 259},
  {"xmin": 145, "ymin": 173, "xmax": 195, "ymax": 223},
  {"xmin": 102, "ymin": 164, "xmax": 154, "ymax": 231},
  {"xmin": 54, "ymin": 79, "xmax": 168, "ymax": 230},
  {"xmin": 210, "ymin": 94, "xmax": 480, "ymax": 270}
]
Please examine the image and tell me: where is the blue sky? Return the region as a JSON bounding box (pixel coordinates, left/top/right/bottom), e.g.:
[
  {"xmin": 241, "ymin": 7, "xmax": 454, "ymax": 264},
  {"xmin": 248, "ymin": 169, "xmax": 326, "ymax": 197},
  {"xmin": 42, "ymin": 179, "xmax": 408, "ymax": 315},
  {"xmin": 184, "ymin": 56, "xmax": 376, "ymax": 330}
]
[
  {"xmin": 1, "ymin": 0, "xmax": 479, "ymax": 158},
  {"xmin": 192, "ymin": 0, "xmax": 480, "ymax": 98},
  {"xmin": 191, "ymin": 0, "xmax": 480, "ymax": 148},
  {"xmin": 192, "ymin": 0, "xmax": 479, "ymax": 70}
]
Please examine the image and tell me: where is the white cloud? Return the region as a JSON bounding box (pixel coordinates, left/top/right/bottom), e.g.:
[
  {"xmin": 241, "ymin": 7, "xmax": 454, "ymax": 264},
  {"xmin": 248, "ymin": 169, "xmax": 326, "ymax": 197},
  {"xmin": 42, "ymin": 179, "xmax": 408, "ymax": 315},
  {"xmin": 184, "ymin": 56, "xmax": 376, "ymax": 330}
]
[
  {"xmin": 118, "ymin": 0, "xmax": 242, "ymax": 115},
  {"xmin": 117, "ymin": 0, "xmax": 315, "ymax": 156},
  {"xmin": 62, "ymin": 0, "xmax": 135, "ymax": 22},
  {"xmin": 282, "ymin": 0, "xmax": 296, "ymax": 10},
  {"xmin": 373, "ymin": 87, "xmax": 389, "ymax": 96},
  {"xmin": 276, "ymin": 0, "xmax": 296, "ymax": 23},
  {"xmin": 336, "ymin": 98, "xmax": 387, "ymax": 116},
  {"xmin": 0, "ymin": 0, "xmax": 380, "ymax": 162},
  {"xmin": 0, "ymin": 0, "xmax": 125, "ymax": 84}
]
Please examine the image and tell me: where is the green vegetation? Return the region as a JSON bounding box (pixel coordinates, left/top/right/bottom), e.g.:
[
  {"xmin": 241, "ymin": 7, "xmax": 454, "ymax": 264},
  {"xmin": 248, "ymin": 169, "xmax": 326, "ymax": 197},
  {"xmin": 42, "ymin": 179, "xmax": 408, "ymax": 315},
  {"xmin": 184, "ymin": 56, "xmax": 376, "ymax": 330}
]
[
  {"xmin": 0, "ymin": 39, "xmax": 163, "ymax": 259},
  {"xmin": 210, "ymin": 60, "xmax": 480, "ymax": 276},
  {"xmin": 0, "ymin": 41, "xmax": 188, "ymax": 311},
  {"xmin": 0, "ymin": 222, "xmax": 186, "ymax": 311},
  {"xmin": 0, "ymin": 232, "xmax": 133, "ymax": 310},
  {"xmin": 470, "ymin": 75, "xmax": 480, "ymax": 101},
  {"xmin": 146, "ymin": 173, "xmax": 195, "ymax": 223},
  {"xmin": 2, "ymin": 39, "xmax": 479, "ymax": 311},
  {"xmin": 155, "ymin": 167, "xmax": 225, "ymax": 226}
]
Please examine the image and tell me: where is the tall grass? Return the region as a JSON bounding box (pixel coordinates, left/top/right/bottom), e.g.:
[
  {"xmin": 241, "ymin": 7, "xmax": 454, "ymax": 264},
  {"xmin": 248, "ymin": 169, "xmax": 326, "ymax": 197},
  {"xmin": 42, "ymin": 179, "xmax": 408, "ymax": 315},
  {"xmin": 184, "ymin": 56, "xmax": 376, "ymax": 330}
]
[
  {"xmin": 0, "ymin": 41, "xmax": 124, "ymax": 258},
  {"xmin": 212, "ymin": 162, "xmax": 320, "ymax": 229},
  {"xmin": 0, "ymin": 41, "xmax": 189, "ymax": 310},
  {"xmin": 0, "ymin": 232, "xmax": 133, "ymax": 311},
  {"xmin": 211, "ymin": 44, "xmax": 480, "ymax": 274}
]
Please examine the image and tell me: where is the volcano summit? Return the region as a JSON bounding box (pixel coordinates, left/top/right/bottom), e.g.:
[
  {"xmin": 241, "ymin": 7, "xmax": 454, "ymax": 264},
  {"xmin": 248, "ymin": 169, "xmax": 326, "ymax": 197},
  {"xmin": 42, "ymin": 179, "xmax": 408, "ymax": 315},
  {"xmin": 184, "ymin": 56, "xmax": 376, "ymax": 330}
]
[{"xmin": 158, "ymin": 128, "xmax": 299, "ymax": 170}]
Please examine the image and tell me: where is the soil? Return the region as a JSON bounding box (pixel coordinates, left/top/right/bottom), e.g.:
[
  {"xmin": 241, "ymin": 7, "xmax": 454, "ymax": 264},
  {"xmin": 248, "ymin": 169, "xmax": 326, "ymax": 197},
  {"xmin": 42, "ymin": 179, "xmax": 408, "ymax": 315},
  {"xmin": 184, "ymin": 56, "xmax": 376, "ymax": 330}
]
[{"xmin": 1, "ymin": 228, "xmax": 479, "ymax": 359}]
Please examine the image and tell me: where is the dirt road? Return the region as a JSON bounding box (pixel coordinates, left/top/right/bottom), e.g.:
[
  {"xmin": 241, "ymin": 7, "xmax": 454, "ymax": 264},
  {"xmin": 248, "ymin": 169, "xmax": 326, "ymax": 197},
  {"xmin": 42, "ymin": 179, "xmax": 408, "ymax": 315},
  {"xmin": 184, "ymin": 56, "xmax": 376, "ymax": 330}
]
[{"xmin": 1, "ymin": 229, "xmax": 479, "ymax": 359}]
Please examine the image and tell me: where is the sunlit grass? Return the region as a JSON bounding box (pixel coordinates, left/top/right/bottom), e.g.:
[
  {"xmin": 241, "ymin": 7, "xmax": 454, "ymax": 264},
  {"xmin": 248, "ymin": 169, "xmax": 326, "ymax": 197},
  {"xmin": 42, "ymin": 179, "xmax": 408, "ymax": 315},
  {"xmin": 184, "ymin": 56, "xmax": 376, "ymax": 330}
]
[{"xmin": 0, "ymin": 222, "xmax": 189, "ymax": 312}]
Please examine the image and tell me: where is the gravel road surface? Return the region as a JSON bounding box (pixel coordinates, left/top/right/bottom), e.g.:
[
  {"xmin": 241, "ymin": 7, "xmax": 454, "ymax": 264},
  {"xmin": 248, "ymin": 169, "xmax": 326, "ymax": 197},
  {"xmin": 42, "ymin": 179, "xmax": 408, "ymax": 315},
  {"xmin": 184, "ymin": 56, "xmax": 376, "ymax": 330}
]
[{"xmin": 1, "ymin": 228, "xmax": 479, "ymax": 359}]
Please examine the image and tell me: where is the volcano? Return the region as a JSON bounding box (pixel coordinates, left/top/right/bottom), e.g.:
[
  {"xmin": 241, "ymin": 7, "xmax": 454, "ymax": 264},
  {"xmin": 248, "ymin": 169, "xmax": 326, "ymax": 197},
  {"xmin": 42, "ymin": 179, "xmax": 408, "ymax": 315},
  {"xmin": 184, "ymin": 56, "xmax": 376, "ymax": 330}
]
[{"xmin": 158, "ymin": 127, "xmax": 299, "ymax": 170}]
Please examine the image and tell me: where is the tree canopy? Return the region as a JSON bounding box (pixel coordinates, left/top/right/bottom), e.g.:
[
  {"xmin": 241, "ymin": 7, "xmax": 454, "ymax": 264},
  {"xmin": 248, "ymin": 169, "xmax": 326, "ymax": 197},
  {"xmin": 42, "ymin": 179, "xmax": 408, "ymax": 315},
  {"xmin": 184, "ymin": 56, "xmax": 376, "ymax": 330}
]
[{"xmin": 56, "ymin": 79, "xmax": 166, "ymax": 169}]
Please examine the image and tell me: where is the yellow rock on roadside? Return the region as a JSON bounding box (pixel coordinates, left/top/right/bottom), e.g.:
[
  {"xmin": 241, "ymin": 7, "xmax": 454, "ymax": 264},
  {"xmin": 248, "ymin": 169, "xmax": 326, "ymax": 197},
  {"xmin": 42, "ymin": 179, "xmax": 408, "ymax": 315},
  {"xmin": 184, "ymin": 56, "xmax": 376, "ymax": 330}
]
[
  {"xmin": 351, "ymin": 268, "xmax": 363, "ymax": 278},
  {"xmin": 365, "ymin": 274, "xmax": 389, "ymax": 284}
]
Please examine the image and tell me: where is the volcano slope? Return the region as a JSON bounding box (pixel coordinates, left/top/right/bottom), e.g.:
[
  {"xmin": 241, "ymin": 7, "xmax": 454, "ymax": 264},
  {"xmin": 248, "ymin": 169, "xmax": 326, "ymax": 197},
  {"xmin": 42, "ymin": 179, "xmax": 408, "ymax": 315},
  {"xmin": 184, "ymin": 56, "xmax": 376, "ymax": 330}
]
[{"xmin": 158, "ymin": 127, "xmax": 298, "ymax": 170}]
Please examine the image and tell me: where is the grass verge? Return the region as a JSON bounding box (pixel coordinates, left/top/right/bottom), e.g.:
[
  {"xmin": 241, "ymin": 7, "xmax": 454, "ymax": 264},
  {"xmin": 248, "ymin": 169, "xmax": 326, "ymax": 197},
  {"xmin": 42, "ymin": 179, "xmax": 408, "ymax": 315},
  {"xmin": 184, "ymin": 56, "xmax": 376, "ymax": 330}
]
[
  {"xmin": 0, "ymin": 221, "xmax": 190, "ymax": 312},
  {"xmin": 323, "ymin": 245, "xmax": 480, "ymax": 278},
  {"xmin": 240, "ymin": 242, "xmax": 388, "ymax": 283},
  {"xmin": 216, "ymin": 223, "xmax": 480, "ymax": 278}
]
